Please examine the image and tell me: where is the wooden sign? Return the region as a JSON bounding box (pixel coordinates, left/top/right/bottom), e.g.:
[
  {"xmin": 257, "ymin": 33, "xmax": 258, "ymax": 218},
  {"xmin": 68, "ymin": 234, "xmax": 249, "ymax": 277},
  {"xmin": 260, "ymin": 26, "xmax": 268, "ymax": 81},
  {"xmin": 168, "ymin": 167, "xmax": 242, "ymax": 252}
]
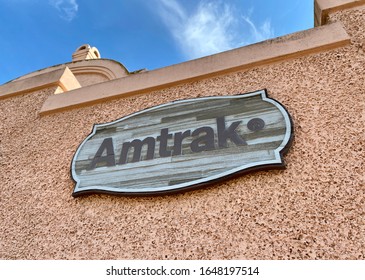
[{"xmin": 71, "ymin": 89, "xmax": 293, "ymax": 197}]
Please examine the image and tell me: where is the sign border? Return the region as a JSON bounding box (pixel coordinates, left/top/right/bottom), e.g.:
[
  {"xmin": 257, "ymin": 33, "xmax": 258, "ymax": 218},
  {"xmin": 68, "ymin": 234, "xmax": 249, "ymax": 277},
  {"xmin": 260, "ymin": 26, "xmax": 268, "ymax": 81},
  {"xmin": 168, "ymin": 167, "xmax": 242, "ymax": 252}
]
[{"xmin": 71, "ymin": 89, "xmax": 294, "ymax": 197}]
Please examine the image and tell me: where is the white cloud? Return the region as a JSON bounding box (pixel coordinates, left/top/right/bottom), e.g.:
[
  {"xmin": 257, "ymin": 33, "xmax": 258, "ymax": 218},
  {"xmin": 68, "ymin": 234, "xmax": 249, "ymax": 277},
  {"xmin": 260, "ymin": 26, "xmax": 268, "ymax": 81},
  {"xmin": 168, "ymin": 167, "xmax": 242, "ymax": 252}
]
[
  {"xmin": 49, "ymin": 0, "xmax": 78, "ymax": 21},
  {"xmin": 156, "ymin": 0, "xmax": 274, "ymax": 60},
  {"xmin": 242, "ymin": 16, "xmax": 274, "ymax": 43}
]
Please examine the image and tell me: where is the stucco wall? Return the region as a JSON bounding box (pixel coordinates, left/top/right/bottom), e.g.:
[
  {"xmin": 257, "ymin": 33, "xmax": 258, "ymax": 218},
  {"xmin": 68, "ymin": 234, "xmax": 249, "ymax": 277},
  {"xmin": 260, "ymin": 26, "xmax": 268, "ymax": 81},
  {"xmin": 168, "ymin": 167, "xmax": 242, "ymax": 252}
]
[
  {"xmin": 0, "ymin": 6, "xmax": 364, "ymax": 259},
  {"xmin": 74, "ymin": 73, "xmax": 109, "ymax": 87}
]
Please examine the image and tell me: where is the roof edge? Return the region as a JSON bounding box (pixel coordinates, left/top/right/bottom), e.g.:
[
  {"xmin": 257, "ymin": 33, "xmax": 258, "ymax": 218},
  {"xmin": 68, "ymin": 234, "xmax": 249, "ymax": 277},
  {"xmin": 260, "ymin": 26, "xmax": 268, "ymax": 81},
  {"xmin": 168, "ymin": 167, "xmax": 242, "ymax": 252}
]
[
  {"xmin": 315, "ymin": 0, "xmax": 365, "ymax": 26},
  {"xmin": 40, "ymin": 22, "xmax": 350, "ymax": 115},
  {"xmin": 0, "ymin": 67, "xmax": 81, "ymax": 99},
  {"xmin": 7, "ymin": 58, "xmax": 129, "ymax": 84}
]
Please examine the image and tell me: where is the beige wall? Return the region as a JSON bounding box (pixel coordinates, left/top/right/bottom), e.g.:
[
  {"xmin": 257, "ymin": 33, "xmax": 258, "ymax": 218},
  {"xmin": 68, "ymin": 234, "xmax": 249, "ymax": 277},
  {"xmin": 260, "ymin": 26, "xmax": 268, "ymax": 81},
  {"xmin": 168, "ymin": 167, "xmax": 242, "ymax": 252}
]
[
  {"xmin": 0, "ymin": 2, "xmax": 364, "ymax": 259},
  {"xmin": 74, "ymin": 73, "xmax": 109, "ymax": 87}
]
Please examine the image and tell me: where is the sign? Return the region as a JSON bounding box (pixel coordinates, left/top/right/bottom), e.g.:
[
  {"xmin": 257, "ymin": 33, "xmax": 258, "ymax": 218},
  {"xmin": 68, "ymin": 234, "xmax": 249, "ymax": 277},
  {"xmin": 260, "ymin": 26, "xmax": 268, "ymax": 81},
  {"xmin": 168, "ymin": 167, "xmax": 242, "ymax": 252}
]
[{"xmin": 71, "ymin": 89, "xmax": 293, "ymax": 197}]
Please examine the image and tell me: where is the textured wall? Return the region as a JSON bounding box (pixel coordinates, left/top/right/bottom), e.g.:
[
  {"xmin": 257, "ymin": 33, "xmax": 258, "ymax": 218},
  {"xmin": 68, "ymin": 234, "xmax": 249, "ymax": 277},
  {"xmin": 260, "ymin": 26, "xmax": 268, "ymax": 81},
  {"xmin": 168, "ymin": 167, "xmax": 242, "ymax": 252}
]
[
  {"xmin": 0, "ymin": 7, "xmax": 364, "ymax": 259},
  {"xmin": 74, "ymin": 73, "xmax": 109, "ymax": 87}
]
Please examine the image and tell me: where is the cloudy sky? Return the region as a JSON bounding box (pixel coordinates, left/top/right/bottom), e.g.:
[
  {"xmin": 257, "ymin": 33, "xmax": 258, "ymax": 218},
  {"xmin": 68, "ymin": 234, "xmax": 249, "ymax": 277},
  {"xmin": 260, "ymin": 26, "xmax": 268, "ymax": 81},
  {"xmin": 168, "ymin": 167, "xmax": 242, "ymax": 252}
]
[{"xmin": 0, "ymin": 0, "xmax": 313, "ymax": 84}]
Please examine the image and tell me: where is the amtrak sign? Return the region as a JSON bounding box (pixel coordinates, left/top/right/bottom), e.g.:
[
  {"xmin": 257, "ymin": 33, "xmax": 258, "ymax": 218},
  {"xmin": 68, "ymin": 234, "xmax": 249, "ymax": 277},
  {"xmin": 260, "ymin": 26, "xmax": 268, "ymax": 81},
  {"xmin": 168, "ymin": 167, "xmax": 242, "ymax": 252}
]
[{"xmin": 71, "ymin": 90, "xmax": 293, "ymax": 197}]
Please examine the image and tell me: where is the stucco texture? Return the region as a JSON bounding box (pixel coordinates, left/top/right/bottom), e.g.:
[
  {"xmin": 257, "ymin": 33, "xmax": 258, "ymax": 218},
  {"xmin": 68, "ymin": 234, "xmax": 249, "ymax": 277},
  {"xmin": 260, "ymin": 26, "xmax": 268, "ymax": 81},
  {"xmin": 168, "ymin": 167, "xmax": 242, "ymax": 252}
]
[{"xmin": 0, "ymin": 7, "xmax": 364, "ymax": 259}]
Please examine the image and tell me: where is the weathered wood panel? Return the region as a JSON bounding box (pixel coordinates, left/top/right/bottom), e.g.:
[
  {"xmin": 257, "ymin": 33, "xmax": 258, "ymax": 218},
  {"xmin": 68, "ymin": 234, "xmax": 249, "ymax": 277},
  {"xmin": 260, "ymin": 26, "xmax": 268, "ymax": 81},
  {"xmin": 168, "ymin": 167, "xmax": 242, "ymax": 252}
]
[{"xmin": 71, "ymin": 90, "xmax": 293, "ymax": 196}]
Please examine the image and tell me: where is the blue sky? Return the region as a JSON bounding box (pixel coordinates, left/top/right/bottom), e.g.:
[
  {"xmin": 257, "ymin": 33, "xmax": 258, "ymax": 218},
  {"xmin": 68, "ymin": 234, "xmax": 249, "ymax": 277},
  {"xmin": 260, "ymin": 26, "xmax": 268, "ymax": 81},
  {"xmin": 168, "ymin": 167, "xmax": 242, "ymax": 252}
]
[{"xmin": 0, "ymin": 0, "xmax": 313, "ymax": 85}]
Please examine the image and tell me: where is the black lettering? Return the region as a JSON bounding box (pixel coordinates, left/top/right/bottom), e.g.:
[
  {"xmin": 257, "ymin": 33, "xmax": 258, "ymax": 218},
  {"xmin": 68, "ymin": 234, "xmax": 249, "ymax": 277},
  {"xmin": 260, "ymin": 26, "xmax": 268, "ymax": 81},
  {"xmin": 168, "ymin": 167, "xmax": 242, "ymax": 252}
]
[
  {"xmin": 89, "ymin": 117, "xmax": 249, "ymax": 169},
  {"xmin": 161, "ymin": 266, "xmax": 167, "ymax": 275},
  {"xmin": 119, "ymin": 137, "xmax": 155, "ymax": 164},
  {"xmin": 88, "ymin": 137, "xmax": 115, "ymax": 170},
  {"xmin": 216, "ymin": 116, "xmax": 247, "ymax": 148},
  {"xmin": 173, "ymin": 130, "xmax": 191, "ymax": 156},
  {"xmin": 107, "ymin": 266, "xmax": 122, "ymax": 275},
  {"xmin": 190, "ymin": 126, "xmax": 215, "ymax": 152},
  {"xmin": 157, "ymin": 128, "xmax": 173, "ymax": 157}
]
